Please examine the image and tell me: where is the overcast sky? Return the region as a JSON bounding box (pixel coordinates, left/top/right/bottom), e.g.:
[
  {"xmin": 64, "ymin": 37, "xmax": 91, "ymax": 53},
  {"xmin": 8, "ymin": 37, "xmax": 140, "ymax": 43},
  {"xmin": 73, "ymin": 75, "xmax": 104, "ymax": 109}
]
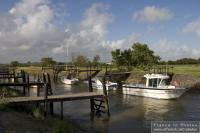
[{"xmin": 0, "ymin": 0, "xmax": 200, "ymax": 63}]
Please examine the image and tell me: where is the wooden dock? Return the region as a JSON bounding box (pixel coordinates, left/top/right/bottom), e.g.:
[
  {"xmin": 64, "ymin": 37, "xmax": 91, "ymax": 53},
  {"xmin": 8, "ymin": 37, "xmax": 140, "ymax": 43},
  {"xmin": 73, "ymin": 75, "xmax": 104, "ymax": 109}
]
[
  {"xmin": 1, "ymin": 92, "xmax": 106, "ymax": 119},
  {"xmin": 1, "ymin": 92, "xmax": 104, "ymax": 104},
  {"xmin": 0, "ymin": 67, "xmax": 111, "ymax": 119}
]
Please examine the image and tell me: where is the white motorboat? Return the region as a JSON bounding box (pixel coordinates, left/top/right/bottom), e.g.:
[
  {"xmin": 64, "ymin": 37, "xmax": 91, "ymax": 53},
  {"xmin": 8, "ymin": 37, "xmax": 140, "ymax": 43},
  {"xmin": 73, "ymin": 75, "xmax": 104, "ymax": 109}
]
[
  {"xmin": 85, "ymin": 78, "xmax": 117, "ymax": 90},
  {"xmin": 95, "ymin": 78, "xmax": 117, "ymax": 90},
  {"xmin": 122, "ymin": 74, "xmax": 188, "ymax": 99},
  {"xmin": 61, "ymin": 77, "xmax": 79, "ymax": 85}
]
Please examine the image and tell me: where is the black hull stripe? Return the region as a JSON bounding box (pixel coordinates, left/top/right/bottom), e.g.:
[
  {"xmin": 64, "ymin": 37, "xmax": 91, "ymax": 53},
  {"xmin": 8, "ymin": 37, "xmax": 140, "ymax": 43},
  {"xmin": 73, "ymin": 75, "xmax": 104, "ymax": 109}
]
[{"xmin": 122, "ymin": 85, "xmax": 185, "ymax": 91}]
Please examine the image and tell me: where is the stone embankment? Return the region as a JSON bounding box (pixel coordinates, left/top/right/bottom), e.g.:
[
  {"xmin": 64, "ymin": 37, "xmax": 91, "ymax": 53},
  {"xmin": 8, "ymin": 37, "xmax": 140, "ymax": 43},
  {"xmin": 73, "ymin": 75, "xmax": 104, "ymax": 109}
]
[{"xmin": 125, "ymin": 72, "xmax": 200, "ymax": 90}]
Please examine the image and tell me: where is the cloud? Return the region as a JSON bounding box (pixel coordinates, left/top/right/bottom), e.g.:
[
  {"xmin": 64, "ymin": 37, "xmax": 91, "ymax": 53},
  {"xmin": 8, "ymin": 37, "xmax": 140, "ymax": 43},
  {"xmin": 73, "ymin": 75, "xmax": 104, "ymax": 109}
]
[
  {"xmin": 104, "ymin": 33, "xmax": 140, "ymax": 50},
  {"xmin": 0, "ymin": 1, "xmax": 144, "ymax": 63},
  {"xmin": 183, "ymin": 18, "xmax": 200, "ymax": 38},
  {"xmin": 152, "ymin": 39, "xmax": 200, "ymax": 60},
  {"xmin": 52, "ymin": 3, "xmax": 114, "ymax": 60},
  {"xmin": 133, "ymin": 6, "xmax": 173, "ymax": 23},
  {"xmin": 0, "ymin": 0, "xmax": 64, "ymax": 62},
  {"xmin": 53, "ymin": 3, "xmax": 140, "ymax": 61},
  {"xmin": 9, "ymin": 0, "xmax": 55, "ymax": 39},
  {"xmin": 80, "ymin": 3, "xmax": 112, "ymax": 38}
]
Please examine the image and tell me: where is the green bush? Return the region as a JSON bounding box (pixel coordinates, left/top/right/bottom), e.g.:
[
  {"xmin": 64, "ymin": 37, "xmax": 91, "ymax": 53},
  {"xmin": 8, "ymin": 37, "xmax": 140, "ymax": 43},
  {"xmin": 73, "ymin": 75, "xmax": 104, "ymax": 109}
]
[
  {"xmin": 32, "ymin": 108, "xmax": 44, "ymax": 120},
  {"xmin": 0, "ymin": 102, "xmax": 8, "ymax": 110},
  {"xmin": 54, "ymin": 121, "xmax": 75, "ymax": 133}
]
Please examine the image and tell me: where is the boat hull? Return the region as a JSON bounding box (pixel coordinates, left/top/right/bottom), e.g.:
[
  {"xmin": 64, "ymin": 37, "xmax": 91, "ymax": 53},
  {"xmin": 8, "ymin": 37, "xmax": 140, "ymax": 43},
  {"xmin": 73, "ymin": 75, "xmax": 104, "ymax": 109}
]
[
  {"xmin": 122, "ymin": 85, "xmax": 187, "ymax": 99},
  {"xmin": 96, "ymin": 84, "xmax": 117, "ymax": 90},
  {"xmin": 62, "ymin": 78, "xmax": 78, "ymax": 85}
]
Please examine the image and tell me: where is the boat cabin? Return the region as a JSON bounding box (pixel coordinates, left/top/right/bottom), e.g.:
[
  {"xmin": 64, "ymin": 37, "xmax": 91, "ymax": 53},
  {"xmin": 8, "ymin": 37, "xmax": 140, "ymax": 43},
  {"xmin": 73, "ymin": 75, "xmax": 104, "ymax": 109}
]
[{"xmin": 144, "ymin": 74, "xmax": 170, "ymax": 88}]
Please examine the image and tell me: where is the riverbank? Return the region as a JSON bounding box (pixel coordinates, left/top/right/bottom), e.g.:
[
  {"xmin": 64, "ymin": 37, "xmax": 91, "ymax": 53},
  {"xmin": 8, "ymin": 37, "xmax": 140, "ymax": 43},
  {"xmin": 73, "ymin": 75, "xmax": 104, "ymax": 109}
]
[
  {"xmin": 17, "ymin": 65, "xmax": 200, "ymax": 89},
  {"xmin": 2, "ymin": 65, "xmax": 200, "ymax": 133},
  {"xmin": 0, "ymin": 108, "xmax": 86, "ymax": 133},
  {"xmin": 125, "ymin": 71, "xmax": 200, "ymax": 90},
  {"xmin": 0, "ymin": 87, "xmax": 86, "ymax": 133}
]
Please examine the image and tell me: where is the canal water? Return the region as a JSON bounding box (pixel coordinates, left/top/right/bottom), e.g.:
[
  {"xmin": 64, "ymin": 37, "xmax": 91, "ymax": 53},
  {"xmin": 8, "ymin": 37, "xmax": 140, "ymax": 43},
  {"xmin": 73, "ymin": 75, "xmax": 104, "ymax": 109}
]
[{"xmin": 50, "ymin": 82, "xmax": 200, "ymax": 133}]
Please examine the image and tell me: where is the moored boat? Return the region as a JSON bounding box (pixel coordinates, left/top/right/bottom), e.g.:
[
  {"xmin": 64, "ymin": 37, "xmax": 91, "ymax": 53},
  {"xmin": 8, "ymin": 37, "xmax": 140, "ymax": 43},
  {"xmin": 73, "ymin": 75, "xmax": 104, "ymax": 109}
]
[
  {"xmin": 122, "ymin": 74, "xmax": 188, "ymax": 99},
  {"xmin": 61, "ymin": 77, "xmax": 79, "ymax": 85},
  {"xmin": 84, "ymin": 78, "xmax": 117, "ymax": 90},
  {"xmin": 95, "ymin": 78, "xmax": 117, "ymax": 90}
]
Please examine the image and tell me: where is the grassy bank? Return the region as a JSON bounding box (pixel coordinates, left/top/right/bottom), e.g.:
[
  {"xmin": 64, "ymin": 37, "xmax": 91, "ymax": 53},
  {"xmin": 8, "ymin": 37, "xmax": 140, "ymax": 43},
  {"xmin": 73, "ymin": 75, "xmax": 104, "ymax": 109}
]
[
  {"xmin": 172, "ymin": 64, "xmax": 200, "ymax": 79},
  {"xmin": 0, "ymin": 109, "xmax": 85, "ymax": 133},
  {"xmin": 0, "ymin": 87, "xmax": 86, "ymax": 133},
  {"xmin": 16, "ymin": 65, "xmax": 200, "ymax": 81}
]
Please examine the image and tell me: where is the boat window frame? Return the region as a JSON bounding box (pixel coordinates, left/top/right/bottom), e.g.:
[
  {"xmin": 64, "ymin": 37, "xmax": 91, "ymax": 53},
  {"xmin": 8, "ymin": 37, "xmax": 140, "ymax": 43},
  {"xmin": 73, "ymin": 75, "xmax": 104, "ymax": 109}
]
[
  {"xmin": 148, "ymin": 78, "xmax": 160, "ymax": 88},
  {"xmin": 159, "ymin": 78, "xmax": 170, "ymax": 86}
]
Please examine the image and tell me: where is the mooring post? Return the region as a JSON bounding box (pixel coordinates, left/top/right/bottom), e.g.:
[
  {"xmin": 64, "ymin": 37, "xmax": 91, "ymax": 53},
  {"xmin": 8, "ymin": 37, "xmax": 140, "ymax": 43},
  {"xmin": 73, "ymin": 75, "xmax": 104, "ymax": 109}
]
[
  {"xmin": 60, "ymin": 100, "xmax": 63, "ymax": 120},
  {"xmin": 22, "ymin": 70, "xmax": 26, "ymax": 96},
  {"xmin": 89, "ymin": 76, "xmax": 94, "ymax": 114},
  {"xmin": 42, "ymin": 73, "xmax": 47, "ymax": 83},
  {"xmin": 36, "ymin": 74, "xmax": 40, "ymax": 96},
  {"xmin": 13, "ymin": 70, "xmax": 16, "ymax": 83},
  {"xmin": 53, "ymin": 69, "xmax": 56, "ymax": 82},
  {"xmin": 44, "ymin": 83, "xmax": 48, "ymax": 117},
  {"xmin": 27, "ymin": 74, "xmax": 30, "ymax": 96},
  {"xmin": 102, "ymin": 74, "xmax": 110, "ymax": 116},
  {"xmin": 47, "ymin": 73, "xmax": 54, "ymax": 115}
]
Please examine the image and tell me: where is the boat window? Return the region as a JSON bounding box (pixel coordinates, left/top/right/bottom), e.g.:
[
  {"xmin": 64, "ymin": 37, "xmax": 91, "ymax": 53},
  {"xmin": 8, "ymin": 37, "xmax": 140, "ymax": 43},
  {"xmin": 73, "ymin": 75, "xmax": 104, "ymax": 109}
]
[
  {"xmin": 148, "ymin": 78, "xmax": 158, "ymax": 87},
  {"xmin": 160, "ymin": 79, "xmax": 170, "ymax": 86},
  {"xmin": 149, "ymin": 79, "xmax": 153, "ymax": 87},
  {"xmin": 157, "ymin": 78, "xmax": 161, "ymax": 85}
]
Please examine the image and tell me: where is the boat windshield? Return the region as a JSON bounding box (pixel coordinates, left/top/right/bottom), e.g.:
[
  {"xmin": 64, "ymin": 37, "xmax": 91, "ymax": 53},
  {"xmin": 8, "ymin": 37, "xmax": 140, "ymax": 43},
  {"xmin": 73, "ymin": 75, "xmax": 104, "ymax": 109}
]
[
  {"xmin": 159, "ymin": 79, "xmax": 170, "ymax": 86},
  {"xmin": 148, "ymin": 78, "xmax": 161, "ymax": 87}
]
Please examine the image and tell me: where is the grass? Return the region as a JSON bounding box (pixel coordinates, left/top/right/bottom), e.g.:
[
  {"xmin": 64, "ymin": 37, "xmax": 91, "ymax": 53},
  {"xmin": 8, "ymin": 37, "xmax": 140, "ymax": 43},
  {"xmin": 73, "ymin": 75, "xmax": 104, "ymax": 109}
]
[
  {"xmin": 132, "ymin": 64, "xmax": 200, "ymax": 80},
  {"xmin": 17, "ymin": 66, "xmax": 45, "ymax": 75},
  {"xmin": 54, "ymin": 120, "xmax": 80, "ymax": 133},
  {"xmin": 0, "ymin": 87, "xmax": 22, "ymax": 98},
  {"xmin": 0, "ymin": 87, "xmax": 22, "ymax": 110},
  {"xmin": 171, "ymin": 64, "xmax": 200, "ymax": 79},
  {"xmin": 0, "ymin": 101, "xmax": 8, "ymax": 110},
  {"xmin": 32, "ymin": 107, "xmax": 44, "ymax": 120},
  {"xmin": 17, "ymin": 64, "xmax": 200, "ymax": 80}
]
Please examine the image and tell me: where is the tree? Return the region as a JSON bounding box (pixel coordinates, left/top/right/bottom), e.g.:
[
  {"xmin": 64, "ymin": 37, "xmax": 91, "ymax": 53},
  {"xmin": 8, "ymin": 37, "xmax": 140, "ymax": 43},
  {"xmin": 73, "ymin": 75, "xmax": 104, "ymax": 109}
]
[
  {"xmin": 92, "ymin": 55, "xmax": 100, "ymax": 66},
  {"xmin": 121, "ymin": 49, "xmax": 132, "ymax": 70},
  {"xmin": 10, "ymin": 61, "xmax": 20, "ymax": 67},
  {"xmin": 131, "ymin": 43, "xmax": 160, "ymax": 67},
  {"xmin": 111, "ymin": 49, "xmax": 125, "ymax": 66},
  {"xmin": 40, "ymin": 57, "xmax": 56, "ymax": 66},
  {"xmin": 73, "ymin": 55, "xmax": 89, "ymax": 66},
  {"xmin": 111, "ymin": 42, "xmax": 160, "ymax": 69}
]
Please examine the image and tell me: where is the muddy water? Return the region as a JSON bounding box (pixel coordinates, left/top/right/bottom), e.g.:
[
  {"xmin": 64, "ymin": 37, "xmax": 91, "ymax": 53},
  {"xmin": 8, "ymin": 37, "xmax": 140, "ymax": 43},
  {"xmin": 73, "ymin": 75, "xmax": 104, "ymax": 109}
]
[{"xmin": 41, "ymin": 82, "xmax": 200, "ymax": 133}]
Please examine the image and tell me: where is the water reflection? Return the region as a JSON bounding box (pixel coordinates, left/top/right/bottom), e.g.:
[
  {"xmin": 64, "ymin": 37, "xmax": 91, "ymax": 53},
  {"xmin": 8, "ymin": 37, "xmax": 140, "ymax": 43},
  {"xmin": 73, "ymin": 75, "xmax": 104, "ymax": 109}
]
[{"xmin": 47, "ymin": 82, "xmax": 200, "ymax": 132}]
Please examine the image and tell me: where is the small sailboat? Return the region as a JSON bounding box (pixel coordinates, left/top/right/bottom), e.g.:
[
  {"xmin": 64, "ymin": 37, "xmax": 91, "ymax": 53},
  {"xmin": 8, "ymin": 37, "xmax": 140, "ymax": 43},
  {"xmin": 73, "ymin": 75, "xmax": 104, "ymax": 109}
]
[
  {"xmin": 62, "ymin": 77, "xmax": 79, "ymax": 85},
  {"xmin": 61, "ymin": 46, "xmax": 79, "ymax": 85},
  {"xmin": 122, "ymin": 73, "xmax": 188, "ymax": 99},
  {"xmin": 61, "ymin": 74, "xmax": 79, "ymax": 85}
]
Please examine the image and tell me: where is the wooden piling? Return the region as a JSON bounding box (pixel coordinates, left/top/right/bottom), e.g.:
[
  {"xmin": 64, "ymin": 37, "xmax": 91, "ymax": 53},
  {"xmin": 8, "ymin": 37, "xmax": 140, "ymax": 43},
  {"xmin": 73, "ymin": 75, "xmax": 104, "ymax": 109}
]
[
  {"xmin": 47, "ymin": 73, "xmax": 53, "ymax": 115},
  {"xmin": 102, "ymin": 73, "xmax": 110, "ymax": 116},
  {"xmin": 27, "ymin": 74, "xmax": 30, "ymax": 96},
  {"xmin": 88, "ymin": 76, "xmax": 94, "ymax": 114},
  {"xmin": 36, "ymin": 74, "xmax": 41, "ymax": 96},
  {"xmin": 21, "ymin": 70, "xmax": 26, "ymax": 96},
  {"xmin": 44, "ymin": 83, "xmax": 48, "ymax": 117},
  {"xmin": 60, "ymin": 100, "xmax": 63, "ymax": 120}
]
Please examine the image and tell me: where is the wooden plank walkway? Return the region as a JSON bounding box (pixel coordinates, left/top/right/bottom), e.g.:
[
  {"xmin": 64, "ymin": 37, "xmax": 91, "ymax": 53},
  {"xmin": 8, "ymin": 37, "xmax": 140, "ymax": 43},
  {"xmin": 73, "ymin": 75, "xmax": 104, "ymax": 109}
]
[
  {"xmin": 0, "ymin": 82, "xmax": 44, "ymax": 87},
  {"xmin": 0, "ymin": 92, "xmax": 104, "ymax": 104}
]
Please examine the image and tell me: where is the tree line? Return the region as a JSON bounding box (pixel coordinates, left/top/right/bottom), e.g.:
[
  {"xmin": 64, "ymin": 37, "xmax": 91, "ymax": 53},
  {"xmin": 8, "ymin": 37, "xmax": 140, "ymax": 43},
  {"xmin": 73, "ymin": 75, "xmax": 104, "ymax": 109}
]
[
  {"xmin": 160, "ymin": 58, "xmax": 200, "ymax": 65},
  {"xmin": 111, "ymin": 42, "xmax": 200, "ymax": 70},
  {"xmin": 7, "ymin": 55, "xmax": 102, "ymax": 67},
  {"xmin": 5, "ymin": 42, "xmax": 200, "ymax": 68}
]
